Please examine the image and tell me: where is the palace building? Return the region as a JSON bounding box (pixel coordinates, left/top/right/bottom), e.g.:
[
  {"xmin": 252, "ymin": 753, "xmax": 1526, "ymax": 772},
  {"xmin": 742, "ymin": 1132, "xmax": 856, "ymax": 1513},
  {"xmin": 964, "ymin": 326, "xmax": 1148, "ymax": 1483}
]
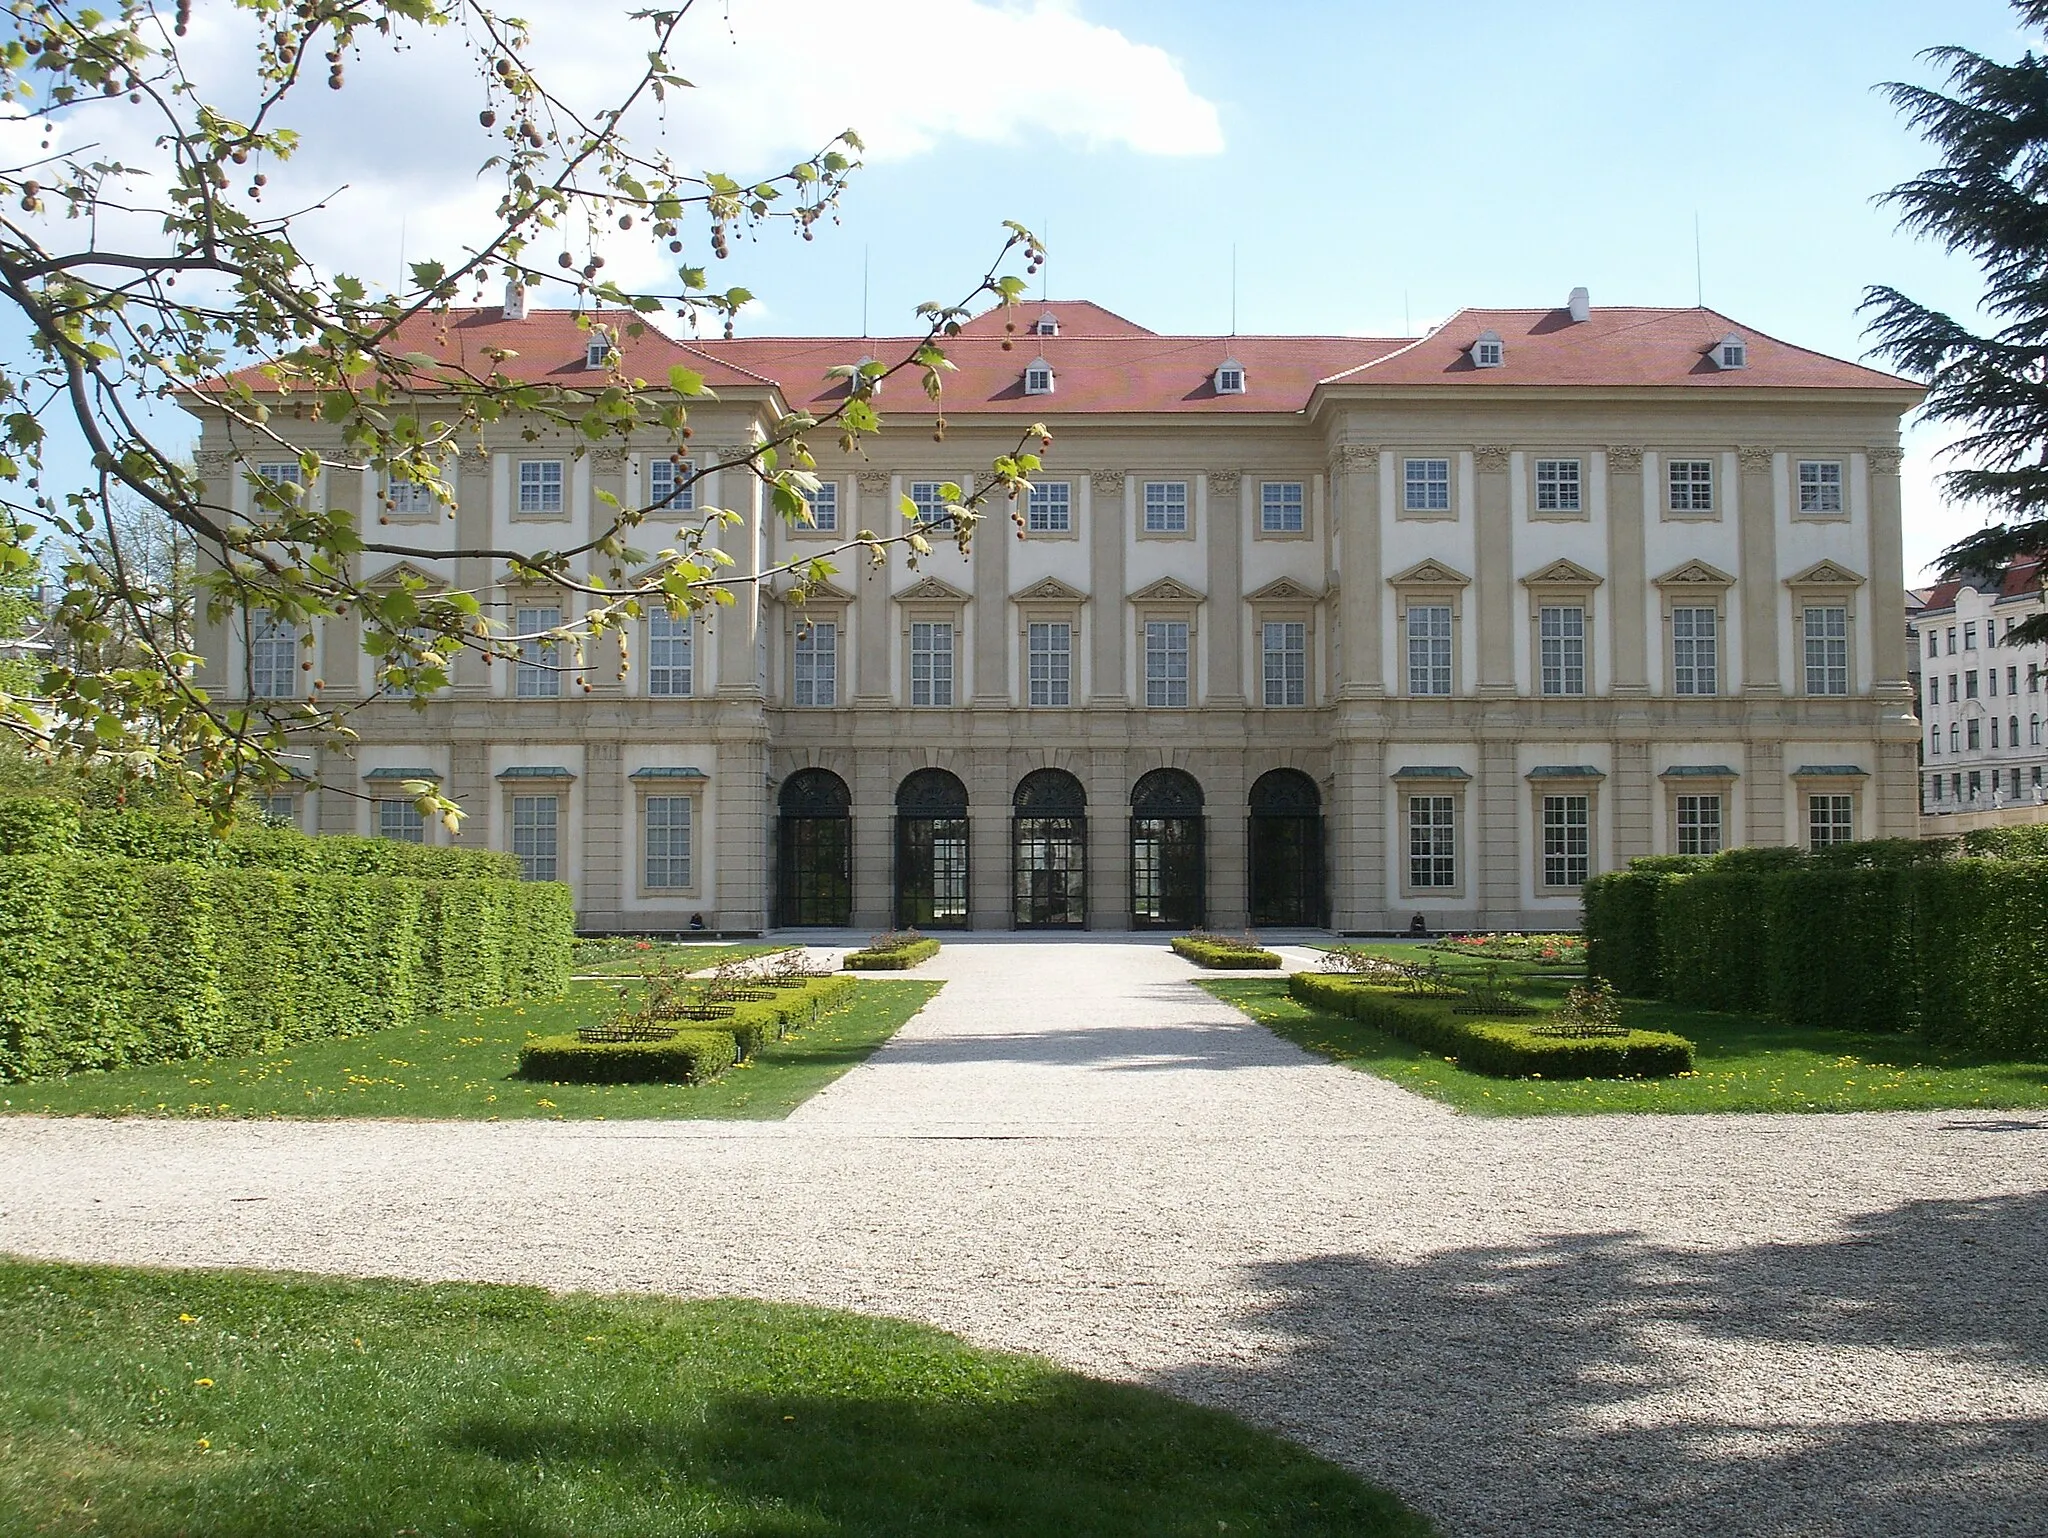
[{"xmin": 187, "ymin": 291, "xmax": 1923, "ymax": 932}]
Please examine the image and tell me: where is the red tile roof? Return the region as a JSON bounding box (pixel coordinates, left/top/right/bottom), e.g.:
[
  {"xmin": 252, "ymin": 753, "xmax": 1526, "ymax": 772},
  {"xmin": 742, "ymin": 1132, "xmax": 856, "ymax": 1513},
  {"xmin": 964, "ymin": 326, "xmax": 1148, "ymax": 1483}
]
[
  {"xmin": 198, "ymin": 299, "xmax": 1920, "ymax": 416},
  {"xmin": 1910, "ymin": 558, "xmax": 2045, "ymax": 616}
]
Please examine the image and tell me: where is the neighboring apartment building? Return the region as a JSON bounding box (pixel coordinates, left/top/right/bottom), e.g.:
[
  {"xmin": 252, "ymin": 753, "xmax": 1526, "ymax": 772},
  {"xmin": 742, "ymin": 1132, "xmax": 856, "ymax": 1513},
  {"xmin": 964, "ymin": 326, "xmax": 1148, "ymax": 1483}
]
[
  {"xmin": 186, "ymin": 292, "xmax": 1923, "ymax": 932},
  {"xmin": 1910, "ymin": 559, "xmax": 2048, "ymax": 816}
]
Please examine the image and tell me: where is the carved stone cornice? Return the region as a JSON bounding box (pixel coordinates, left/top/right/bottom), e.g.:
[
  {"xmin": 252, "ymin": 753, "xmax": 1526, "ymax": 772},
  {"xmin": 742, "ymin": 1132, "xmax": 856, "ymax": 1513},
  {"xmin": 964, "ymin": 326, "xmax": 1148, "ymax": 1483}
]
[
  {"xmin": 1331, "ymin": 443, "xmax": 1378, "ymax": 471},
  {"xmin": 856, "ymin": 470, "xmax": 891, "ymax": 496},
  {"xmin": 1868, "ymin": 446, "xmax": 1905, "ymax": 474},
  {"xmin": 1090, "ymin": 468, "xmax": 1126, "ymax": 494},
  {"xmin": 1737, "ymin": 445, "xmax": 1774, "ymax": 472},
  {"xmin": 1606, "ymin": 445, "xmax": 1644, "ymax": 473},
  {"xmin": 1474, "ymin": 444, "xmax": 1511, "ymax": 473}
]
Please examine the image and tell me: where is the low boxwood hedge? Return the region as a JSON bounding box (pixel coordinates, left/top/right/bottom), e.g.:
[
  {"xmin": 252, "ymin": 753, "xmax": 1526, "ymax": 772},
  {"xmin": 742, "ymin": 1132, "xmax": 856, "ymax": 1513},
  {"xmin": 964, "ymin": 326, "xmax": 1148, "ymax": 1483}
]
[
  {"xmin": 520, "ymin": 974, "xmax": 859, "ymax": 1084},
  {"xmin": 1288, "ymin": 972, "xmax": 1693, "ymax": 1079},
  {"xmin": 843, "ymin": 937, "xmax": 941, "ymax": 971},
  {"xmin": 517, "ymin": 1027, "xmax": 737, "ymax": 1085},
  {"xmin": 1171, "ymin": 936, "xmax": 1282, "ymax": 970}
]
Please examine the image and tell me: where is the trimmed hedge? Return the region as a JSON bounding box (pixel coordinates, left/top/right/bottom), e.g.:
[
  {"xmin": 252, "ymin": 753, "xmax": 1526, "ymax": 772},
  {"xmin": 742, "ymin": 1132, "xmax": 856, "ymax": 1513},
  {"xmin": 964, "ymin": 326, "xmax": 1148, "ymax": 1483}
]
[
  {"xmin": 517, "ymin": 1028, "xmax": 737, "ymax": 1086},
  {"xmin": 843, "ymin": 937, "xmax": 941, "ymax": 971},
  {"xmin": 1171, "ymin": 937, "xmax": 1282, "ymax": 969},
  {"xmin": 519, "ymin": 974, "xmax": 858, "ymax": 1083},
  {"xmin": 1288, "ymin": 972, "xmax": 1694, "ymax": 1079},
  {"xmin": 1585, "ymin": 840, "xmax": 2048, "ymax": 1053},
  {"xmin": 0, "ymin": 852, "xmax": 573, "ymax": 1082}
]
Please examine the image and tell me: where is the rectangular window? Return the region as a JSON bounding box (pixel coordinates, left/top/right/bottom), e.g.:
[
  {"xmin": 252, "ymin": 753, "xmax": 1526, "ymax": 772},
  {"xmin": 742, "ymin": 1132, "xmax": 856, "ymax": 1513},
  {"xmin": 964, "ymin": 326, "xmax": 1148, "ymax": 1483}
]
[
  {"xmin": 1142, "ymin": 480, "xmax": 1189, "ymax": 533},
  {"xmin": 793, "ymin": 620, "xmax": 838, "ymax": 707},
  {"xmin": 258, "ymin": 793, "xmax": 297, "ymax": 825},
  {"xmin": 1927, "ymin": 680, "xmax": 1939, "ymax": 710},
  {"xmin": 1027, "ymin": 621, "xmax": 1072, "ymax": 707},
  {"xmin": 1797, "ymin": 460, "xmax": 1844, "ymax": 515},
  {"xmin": 1966, "ymin": 670, "xmax": 1980, "ymax": 700},
  {"xmin": 1676, "ymin": 793, "xmax": 1723, "ymax": 856},
  {"xmin": 643, "ymin": 796, "xmax": 692, "ymax": 890},
  {"xmin": 1927, "ymin": 631, "xmax": 1938, "ymax": 659},
  {"xmin": 1968, "ymin": 717, "xmax": 1981, "ymax": 750},
  {"xmin": 383, "ymin": 472, "xmax": 436, "ymax": 516},
  {"xmin": 1403, "ymin": 457, "xmax": 1451, "ymax": 513},
  {"xmin": 1931, "ymin": 775, "xmax": 1943, "ymax": 803},
  {"xmin": 514, "ymin": 606, "xmax": 562, "ymax": 698},
  {"xmin": 1407, "ymin": 605, "xmax": 1452, "ymax": 696},
  {"xmin": 2033, "ymin": 665, "xmax": 2042, "ymax": 693},
  {"xmin": 377, "ymin": 798, "xmax": 425, "ymax": 844},
  {"xmin": 511, "ymin": 794, "xmax": 560, "ymax": 882},
  {"xmin": 1947, "ymin": 626, "xmax": 1956, "ymax": 655},
  {"xmin": 647, "ymin": 611, "xmax": 692, "ymax": 697},
  {"xmin": 646, "ymin": 456, "xmax": 694, "ymax": 513},
  {"xmin": 1145, "ymin": 620, "xmax": 1190, "ymax": 707},
  {"xmin": 1540, "ymin": 605, "xmax": 1587, "ymax": 696},
  {"xmin": 1991, "ymin": 667, "xmax": 2000, "ymax": 698},
  {"xmin": 1407, "ymin": 796, "xmax": 1456, "ymax": 889},
  {"xmin": 1931, "ymin": 725, "xmax": 1941, "ymax": 755},
  {"xmin": 910, "ymin": 620, "xmax": 955, "ymax": 707},
  {"xmin": 1969, "ymin": 770, "xmax": 1983, "ymax": 798},
  {"xmin": 1262, "ymin": 621, "xmax": 1306, "ymax": 707},
  {"xmin": 1534, "ymin": 458, "xmax": 1582, "ymax": 513},
  {"xmin": 1965, "ymin": 622, "xmax": 1978, "ymax": 650},
  {"xmin": 249, "ymin": 613, "xmax": 298, "ymax": 699},
  {"xmin": 253, "ymin": 460, "xmax": 303, "ymax": 488},
  {"xmin": 517, "ymin": 459, "xmax": 564, "ymax": 515},
  {"xmin": 1541, "ymin": 794, "xmax": 1591, "ymax": 888},
  {"xmin": 1260, "ymin": 481, "xmax": 1305, "ymax": 533},
  {"xmin": 1026, "ymin": 480, "xmax": 1071, "ymax": 533},
  {"xmin": 1807, "ymin": 793, "xmax": 1854, "ymax": 849},
  {"xmin": 1671, "ymin": 606, "xmax": 1718, "ymax": 696},
  {"xmin": 909, "ymin": 481, "xmax": 949, "ymax": 527},
  {"xmin": 2008, "ymin": 665, "xmax": 2019, "ymax": 694},
  {"xmin": 803, "ymin": 479, "xmax": 838, "ymax": 531},
  {"xmin": 1667, "ymin": 458, "xmax": 1714, "ymax": 513},
  {"xmin": 1803, "ymin": 606, "xmax": 1848, "ymax": 695}
]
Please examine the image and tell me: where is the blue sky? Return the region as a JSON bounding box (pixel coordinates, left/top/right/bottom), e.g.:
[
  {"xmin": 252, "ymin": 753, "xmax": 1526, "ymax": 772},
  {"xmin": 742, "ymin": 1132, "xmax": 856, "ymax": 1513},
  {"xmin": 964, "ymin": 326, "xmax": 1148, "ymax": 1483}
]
[{"xmin": 19, "ymin": 0, "xmax": 2028, "ymax": 581}]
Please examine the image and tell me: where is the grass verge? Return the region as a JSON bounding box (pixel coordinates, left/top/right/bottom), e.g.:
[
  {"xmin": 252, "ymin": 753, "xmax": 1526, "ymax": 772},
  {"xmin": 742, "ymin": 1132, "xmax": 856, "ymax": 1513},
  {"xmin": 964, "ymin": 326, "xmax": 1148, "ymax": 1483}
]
[
  {"xmin": 574, "ymin": 942, "xmax": 790, "ymax": 977},
  {"xmin": 0, "ymin": 1260, "xmax": 1430, "ymax": 1538},
  {"xmin": 0, "ymin": 980, "xmax": 939, "ymax": 1122},
  {"xmin": 1205, "ymin": 973, "xmax": 2048, "ymax": 1116}
]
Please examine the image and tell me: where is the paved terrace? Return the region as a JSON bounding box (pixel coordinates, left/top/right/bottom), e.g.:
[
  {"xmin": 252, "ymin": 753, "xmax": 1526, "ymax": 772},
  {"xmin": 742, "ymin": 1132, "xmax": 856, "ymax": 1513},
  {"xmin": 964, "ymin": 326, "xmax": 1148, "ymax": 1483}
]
[{"xmin": 0, "ymin": 939, "xmax": 2043, "ymax": 1537}]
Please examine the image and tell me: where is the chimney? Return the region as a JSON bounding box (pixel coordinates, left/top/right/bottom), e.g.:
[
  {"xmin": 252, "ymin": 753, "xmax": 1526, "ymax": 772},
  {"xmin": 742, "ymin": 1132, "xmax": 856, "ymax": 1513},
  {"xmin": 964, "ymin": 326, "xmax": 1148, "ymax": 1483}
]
[
  {"xmin": 502, "ymin": 278, "xmax": 527, "ymax": 321},
  {"xmin": 1567, "ymin": 286, "xmax": 1590, "ymax": 323}
]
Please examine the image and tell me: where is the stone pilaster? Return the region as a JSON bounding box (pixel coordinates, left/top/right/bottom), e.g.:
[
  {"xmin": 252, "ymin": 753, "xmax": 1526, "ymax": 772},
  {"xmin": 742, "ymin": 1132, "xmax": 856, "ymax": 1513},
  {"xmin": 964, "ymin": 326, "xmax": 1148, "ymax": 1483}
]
[
  {"xmin": 1606, "ymin": 447, "xmax": 1648, "ymax": 694},
  {"xmin": 969, "ymin": 746, "xmax": 1010, "ymax": 929},
  {"xmin": 586, "ymin": 449, "xmax": 628, "ymax": 696},
  {"xmin": 453, "ymin": 448, "xmax": 493, "ymax": 696},
  {"xmin": 1478, "ymin": 730, "xmax": 1520, "ymax": 925},
  {"xmin": 1205, "ymin": 470, "xmax": 1244, "ymax": 705},
  {"xmin": 1089, "ymin": 470, "xmax": 1126, "ymax": 703},
  {"xmin": 973, "ymin": 487, "xmax": 1010, "ymax": 704},
  {"xmin": 1738, "ymin": 446, "xmax": 1780, "ymax": 694},
  {"xmin": 1748, "ymin": 736, "xmax": 1787, "ymax": 849},
  {"xmin": 850, "ymin": 750, "xmax": 893, "ymax": 930},
  {"xmin": 1088, "ymin": 748, "xmax": 1128, "ymax": 929},
  {"xmin": 855, "ymin": 471, "xmax": 892, "ymax": 704},
  {"xmin": 1474, "ymin": 446, "xmax": 1515, "ymax": 692},
  {"xmin": 581, "ymin": 740, "xmax": 623, "ymax": 919},
  {"xmin": 1333, "ymin": 445, "xmax": 1381, "ymax": 696},
  {"xmin": 1329, "ymin": 737, "xmax": 1385, "ymax": 932},
  {"xmin": 1612, "ymin": 737, "xmax": 1653, "ymax": 865},
  {"xmin": 448, "ymin": 740, "xmax": 490, "ymax": 849},
  {"xmin": 705, "ymin": 445, "xmax": 762, "ymax": 699},
  {"xmin": 1868, "ymin": 446, "xmax": 1910, "ymax": 692},
  {"xmin": 713, "ymin": 735, "xmax": 768, "ymax": 930}
]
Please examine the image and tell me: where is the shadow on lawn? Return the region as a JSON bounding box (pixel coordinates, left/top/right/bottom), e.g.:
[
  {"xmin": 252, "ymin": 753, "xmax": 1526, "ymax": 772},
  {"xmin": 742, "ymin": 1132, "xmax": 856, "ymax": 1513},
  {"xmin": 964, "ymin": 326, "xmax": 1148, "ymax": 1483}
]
[{"xmin": 1149, "ymin": 1188, "xmax": 2048, "ymax": 1538}]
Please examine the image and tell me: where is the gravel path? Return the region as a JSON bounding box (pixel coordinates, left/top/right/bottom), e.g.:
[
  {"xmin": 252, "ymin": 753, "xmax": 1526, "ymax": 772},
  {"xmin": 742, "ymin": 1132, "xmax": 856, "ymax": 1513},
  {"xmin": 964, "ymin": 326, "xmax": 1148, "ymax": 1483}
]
[{"xmin": 2, "ymin": 939, "xmax": 2045, "ymax": 1537}]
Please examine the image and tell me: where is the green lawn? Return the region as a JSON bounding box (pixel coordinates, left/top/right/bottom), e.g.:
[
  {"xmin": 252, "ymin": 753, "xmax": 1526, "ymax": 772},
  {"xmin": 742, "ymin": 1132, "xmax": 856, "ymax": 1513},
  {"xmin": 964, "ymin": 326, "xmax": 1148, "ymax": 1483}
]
[
  {"xmin": 0, "ymin": 980, "xmax": 939, "ymax": 1122},
  {"xmin": 1206, "ymin": 968, "xmax": 2048, "ymax": 1116},
  {"xmin": 0, "ymin": 1260, "xmax": 1428, "ymax": 1538},
  {"xmin": 573, "ymin": 941, "xmax": 792, "ymax": 977}
]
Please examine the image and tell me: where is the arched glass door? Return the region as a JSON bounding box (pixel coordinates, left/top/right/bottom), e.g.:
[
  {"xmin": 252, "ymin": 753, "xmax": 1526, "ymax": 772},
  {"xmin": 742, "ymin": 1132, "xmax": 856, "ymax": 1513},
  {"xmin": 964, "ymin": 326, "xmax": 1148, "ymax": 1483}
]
[
  {"xmin": 776, "ymin": 768, "xmax": 852, "ymax": 927},
  {"xmin": 1247, "ymin": 768, "xmax": 1325, "ymax": 927},
  {"xmin": 895, "ymin": 768, "xmax": 970, "ymax": 929},
  {"xmin": 1130, "ymin": 768, "xmax": 1205, "ymax": 929},
  {"xmin": 1012, "ymin": 769, "xmax": 1087, "ymax": 928}
]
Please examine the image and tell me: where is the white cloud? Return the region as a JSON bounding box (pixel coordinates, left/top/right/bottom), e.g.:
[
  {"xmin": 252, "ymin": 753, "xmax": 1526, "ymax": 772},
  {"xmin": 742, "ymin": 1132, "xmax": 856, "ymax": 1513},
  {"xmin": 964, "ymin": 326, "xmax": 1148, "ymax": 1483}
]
[{"xmin": 25, "ymin": 1, "xmax": 1219, "ymax": 305}]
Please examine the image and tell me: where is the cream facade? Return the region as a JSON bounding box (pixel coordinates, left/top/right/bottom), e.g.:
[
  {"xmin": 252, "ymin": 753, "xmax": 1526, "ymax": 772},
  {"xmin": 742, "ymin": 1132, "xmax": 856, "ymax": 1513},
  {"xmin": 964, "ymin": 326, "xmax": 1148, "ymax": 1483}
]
[
  {"xmin": 1910, "ymin": 562, "xmax": 2048, "ymax": 818},
  {"xmin": 189, "ymin": 297, "xmax": 1923, "ymax": 932}
]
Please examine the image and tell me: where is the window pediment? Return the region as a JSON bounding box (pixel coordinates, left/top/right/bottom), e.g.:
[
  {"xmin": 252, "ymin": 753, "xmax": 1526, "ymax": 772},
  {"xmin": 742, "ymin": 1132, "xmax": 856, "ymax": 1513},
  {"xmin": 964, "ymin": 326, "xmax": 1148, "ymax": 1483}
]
[
  {"xmin": 1011, "ymin": 576, "xmax": 1088, "ymax": 605},
  {"xmin": 1245, "ymin": 575, "xmax": 1324, "ymax": 603},
  {"xmin": 893, "ymin": 575, "xmax": 972, "ymax": 606},
  {"xmin": 362, "ymin": 559, "xmax": 446, "ymax": 591},
  {"xmin": 1128, "ymin": 576, "xmax": 1205, "ymax": 606},
  {"xmin": 1653, "ymin": 559, "xmax": 1737, "ymax": 591},
  {"xmin": 1784, "ymin": 559, "xmax": 1864, "ymax": 590},
  {"xmin": 1520, "ymin": 558, "xmax": 1604, "ymax": 590},
  {"xmin": 1388, "ymin": 558, "xmax": 1472, "ymax": 590},
  {"xmin": 768, "ymin": 576, "xmax": 856, "ymax": 607}
]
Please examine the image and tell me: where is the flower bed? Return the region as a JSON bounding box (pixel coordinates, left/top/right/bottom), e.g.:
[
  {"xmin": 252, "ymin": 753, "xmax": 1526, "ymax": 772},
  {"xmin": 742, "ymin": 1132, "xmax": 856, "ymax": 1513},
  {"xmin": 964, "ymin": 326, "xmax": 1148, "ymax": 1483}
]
[
  {"xmin": 518, "ymin": 974, "xmax": 856, "ymax": 1083},
  {"xmin": 1171, "ymin": 934, "xmax": 1282, "ymax": 969},
  {"xmin": 1288, "ymin": 972, "xmax": 1692, "ymax": 1079},
  {"xmin": 843, "ymin": 931, "xmax": 942, "ymax": 971},
  {"xmin": 1430, "ymin": 932, "xmax": 1586, "ymax": 968}
]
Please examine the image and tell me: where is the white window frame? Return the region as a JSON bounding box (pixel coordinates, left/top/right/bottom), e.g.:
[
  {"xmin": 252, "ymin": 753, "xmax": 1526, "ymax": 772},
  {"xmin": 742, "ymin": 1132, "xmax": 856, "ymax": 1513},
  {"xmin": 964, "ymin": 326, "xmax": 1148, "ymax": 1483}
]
[
  {"xmin": 1533, "ymin": 458, "xmax": 1582, "ymax": 515},
  {"xmin": 517, "ymin": 458, "xmax": 565, "ymax": 516},
  {"xmin": 1796, "ymin": 459, "xmax": 1844, "ymax": 517},
  {"xmin": 1667, "ymin": 458, "xmax": 1714, "ymax": 514},
  {"xmin": 514, "ymin": 605, "xmax": 562, "ymax": 698},
  {"xmin": 647, "ymin": 456, "xmax": 694, "ymax": 514},
  {"xmin": 642, "ymin": 794, "xmax": 693, "ymax": 892},
  {"xmin": 792, "ymin": 618, "xmax": 839, "ymax": 707},
  {"xmin": 1403, "ymin": 457, "xmax": 1451, "ymax": 515},
  {"xmin": 1142, "ymin": 480, "xmax": 1189, "ymax": 535},
  {"xmin": 1261, "ymin": 620, "xmax": 1307, "ymax": 708},
  {"xmin": 1540, "ymin": 793, "xmax": 1592, "ymax": 890},
  {"xmin": 510, "ymin": 793, "xmax": 561, "ymax": 882},
  {"xmin": 1806, "ymin": 793, "xmax": 1854, "ymax": 850},
  {"xmin": 909, "ymin": 619, "xmax": 955, "ymax": 708},
  {"xmin": 803, "ymin": 478, "xmax": 838, "ymax": 531},
  {"xmin": 1407, "ymin": 604, "xmax": 1453, "ymax": 697},
  {"xmin": 1407, "ymin": 795, "xmax": 1457, "ymax": 890},
  {"xmin": 1260, "ymin": 480, "xmax": 1305, "ymax": 534},
  {"xmin": 1024, "ymin": 362, "xmax": 1054, "ymax": 395},
  {"xmin": 1027, "ymin": 620, "xmax": 1072, "ymax": 708},
  {"xmin": 377, "ymin": 797, "xmax": 426, "ymax": 844},
  {"xmin": 381, "ymin": 470, "xmax": 437, "ymax": 518},
  {"xmin": 1026, "ymin": 480, "xmax": 1071, "ymax": 534},
  {"xmin": 1214, "ymin": 364, "xmax": 1245, "ymax": 394},
  {"xmin": 646, "ymin": 610, "xmax": 692, "ymax": 697},
  {"xmin": 1803, "ymin": 605, "xmax": 1849, "ymax": 696},
  {"xmin": 1675, "ymin": 792, "xmax": 1722, "ymax": 855},
  {"xmin": 1539, "ymin": 605, "xmax": 1587, "ymax": 697},
  {"xmin": 1144, "ymin": 618, "xmax": 1190, "ymax": 707},
  {"xmin": 908, "ymin": 480, "xmax": 951, "ymax": 529},
  {"xmin": 1671, "ymin": 605, "xmax": 1719, "ymax": 696},
  {"xmin": 248, "ymin": 612, "xmax": 299, "ymax": 700},
  {"xmin": 585, "ymin": 327, "xmax": 612, "ymax": 370}
]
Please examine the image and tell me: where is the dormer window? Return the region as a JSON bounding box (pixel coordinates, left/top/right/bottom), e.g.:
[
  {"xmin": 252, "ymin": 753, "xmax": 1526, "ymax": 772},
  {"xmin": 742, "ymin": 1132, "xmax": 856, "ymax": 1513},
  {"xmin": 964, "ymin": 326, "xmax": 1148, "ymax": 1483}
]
[
  {"xmin": 1032, "ymin": 312, "xmax": 1059, "ymax": 336},
  {"xmin": 1024, "ymin": 358, "xmax": 1055, "ymax": 395},
  {"xmin": 1711, "ymin": 332, "xmax": 1748, "ymax": 370},
  {"xmin": 849, "ymin": 355, "xmax": 882, "ymax": 396},
  {"xmin": 1214, "ymin": 360, "xmax": 1246, "ymax": 395},
  {"xmin": 1470, "ymin": 330, "xmax": 1504, "ymax": 369},
  {"xmin": 585, "ymin": 327, "xmax": 612, "ymax": 370}
]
